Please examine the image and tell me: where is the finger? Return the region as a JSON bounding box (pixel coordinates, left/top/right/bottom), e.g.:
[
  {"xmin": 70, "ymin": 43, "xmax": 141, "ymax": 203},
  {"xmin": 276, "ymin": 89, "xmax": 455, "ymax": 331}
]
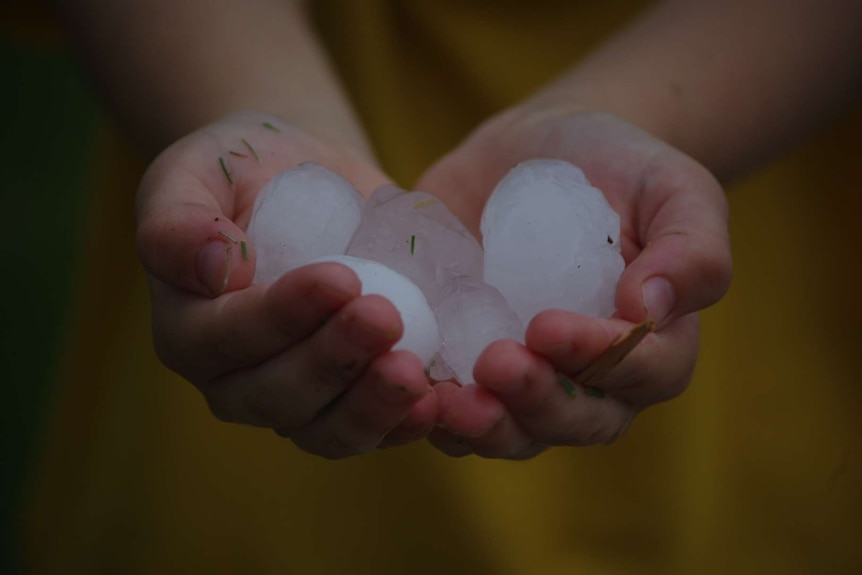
[
  {"xmin": 614, "ymin": 152, "xmax": 732, "ymax": 328},
  {"xmin": 425, "ymin": 382, "xmax": 474, "ymax": 457},
  {"xmin": 433, "ymin": 381, "xmax": 538, "ymax": 459},
  {"xmin": 379, "ymin": 389, "xmax": 440, "ymax": 447},
  {"xmin": 203, "ymin": 294, "xmax": 403, "ymax": 428},
  {"xmin": 524, "ymin": 310, "xmax": 621, "ymax": 373},
  {"xmin": 137, "ymin": 202, "xmax": 255, "ymax": 297},
  {"xmin": 525, "ymin": 309, "xmax": 699, "ymax": 406},
  {"xmin": 461, "ymin": 416, "xmax": 543, "ymax": 460},
  {"xmin": 427, "ymin": 428, "xmax": 473, "ymax": 458},
  {"xmin": 286, "ymin": 350, "xmax": 432, "ymax": 459},
  {"xmin": 136, "ymin": 111, "xmax": 391, "ymax": 297},
  {"xmin": 136, "ymin": 118, "xmax": 304, "ymax": 296},
  {"xmin": 151, "ymin": 262, "xmax": 361, "ymax": 381},
  {"xmin": 474, "ymin": 339, "xmax": 637, "ymax": 446},
  {"xmin": 434, "ymin": 381, "xmax": 507, "ymax": 439},
  {"xmin": 586, "ymin": 313, "xmax": 700, "ymax": 406}
]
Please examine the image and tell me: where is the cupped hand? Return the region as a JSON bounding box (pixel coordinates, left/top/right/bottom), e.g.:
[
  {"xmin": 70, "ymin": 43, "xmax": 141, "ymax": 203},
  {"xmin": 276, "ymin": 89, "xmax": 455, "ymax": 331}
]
[
  {"xmin": 415, "ymin": 105, "xmax": 732, "ymax": 458},
  {"xmin": 136, "ymin": 111, "xmax": 437, "ymax": 458}
]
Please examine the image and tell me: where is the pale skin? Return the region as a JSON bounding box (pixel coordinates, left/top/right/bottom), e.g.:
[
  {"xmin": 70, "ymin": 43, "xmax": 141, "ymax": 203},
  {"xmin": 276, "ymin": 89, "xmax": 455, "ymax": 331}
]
[{"xmin": 62, "ymin": 0, "xmax": 862, "ymax": 458}]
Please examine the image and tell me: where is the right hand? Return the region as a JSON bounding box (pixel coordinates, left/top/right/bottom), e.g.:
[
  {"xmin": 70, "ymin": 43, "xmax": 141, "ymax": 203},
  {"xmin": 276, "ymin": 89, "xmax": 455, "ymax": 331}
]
[
  {"xmin": 415, "ymin": 105, "xmax": 732, "ymax": 458},
  {"xmin": 136, "ymin": 111, "xmax": 438, "ymax": 458}
]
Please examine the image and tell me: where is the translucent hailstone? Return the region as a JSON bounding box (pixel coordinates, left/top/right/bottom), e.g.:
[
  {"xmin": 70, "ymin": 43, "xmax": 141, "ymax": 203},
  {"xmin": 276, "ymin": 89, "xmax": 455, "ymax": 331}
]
[
  {"xmin": 246, "ymin": 162, "xmax": 364, "ymax": 283},
  {"xmin": 310, "ymin": 255, "xmax": 441, "ymax": 367},
  {"xmin": 481, "ymin": 159, "xmax": 624, "ymax": 325},
  {"xmin": 435, "ymin": 276, "xmax": 524, "ymax": 385},
  {"xmin": 427, "ymin": 352, "xmax": 455, "ymax": 382},
  {"xmin": 347, "ymin": 185, "xmax": 483, "ymax": 307}
]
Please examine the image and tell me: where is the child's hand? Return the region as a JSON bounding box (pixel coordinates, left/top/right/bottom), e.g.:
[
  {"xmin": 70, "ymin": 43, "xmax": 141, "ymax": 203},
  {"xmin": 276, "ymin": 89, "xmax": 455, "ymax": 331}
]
[
  {"xmin": 415, "ymin": 106, "xmax": 732, "ymax": 458},
  {"xmin": 136, "ymin": 111, "xmax": 438, "ymax": 458}
]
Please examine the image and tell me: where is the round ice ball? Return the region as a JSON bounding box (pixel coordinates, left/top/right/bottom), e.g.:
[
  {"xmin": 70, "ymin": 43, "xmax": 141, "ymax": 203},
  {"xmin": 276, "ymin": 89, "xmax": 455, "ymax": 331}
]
[
  {"xmin": 480, "ymin": 158, "xmax": 625, "ymax": 324},
  {"xmin": 309, "ymin": 255, "xmax": 441, "ymax": 367},
  {"xmin": 246, "ymin": 162, "xmax": 364, "ymax": 284}
]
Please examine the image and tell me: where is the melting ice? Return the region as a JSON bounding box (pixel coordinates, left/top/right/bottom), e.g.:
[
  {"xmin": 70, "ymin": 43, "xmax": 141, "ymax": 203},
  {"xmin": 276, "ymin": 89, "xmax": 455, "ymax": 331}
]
[
  {"xmin": 247, "ymin": 159, "xmax": 624, "ymax": 383},
  {"xmin": 246, "ymin": 162, "xmax": 364, "ymax": 284}
]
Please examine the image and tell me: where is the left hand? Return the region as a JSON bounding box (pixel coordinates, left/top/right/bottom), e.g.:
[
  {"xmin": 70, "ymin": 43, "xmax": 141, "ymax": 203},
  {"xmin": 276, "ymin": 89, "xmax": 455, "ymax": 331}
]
[
  {"xmin": 136, "ymin": 111, "xmax": 438, "ymax": 458},
  {"xmin": 414, "ymin": 104, "xmax": 732, "ymax": 459}
]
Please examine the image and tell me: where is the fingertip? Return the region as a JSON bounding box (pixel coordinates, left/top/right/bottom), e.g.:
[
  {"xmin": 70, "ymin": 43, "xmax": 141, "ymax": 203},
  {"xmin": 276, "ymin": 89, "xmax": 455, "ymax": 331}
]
[
  {"xmin": 349, "ymin": 293, "xmax": 405, "ymax": 345},
  {"xmin": 523, "ymin": 310, "xmax": 616, "ymax": 370},
  {"xmin": 268, "ymin": 262, "xmax": 362, "ymax": 312},
  {"xmin": 614, "ymin": 234, "xmax": 732, "ymax": 326},
  {"xmin": 373, "ymin": 349, "xmax": 430, "ymax": 398},
  {"xmin": 383, "ymin": 388, "xmax": 439, "ymax": 444},
  {"xmin": 525, "ymin": 309, "xmax": 595, "ymax": 354},
  {"xmin": 438, "ymin": 383, "xmax": 506, "ymax": 439},
  {"xmin": 305, "ymin": 261, "xmax": 363, "ymax": 295},
  {"xmin": 427, "ymin": 427, "xmax": 473, "ymax": 457},
  {"xmin": 473, "ymin": 339, "xmax": 531, "ymax": 395},
  {"xmin": 138, "ymin": 204, "xmax": 254, "ymax": 297}
]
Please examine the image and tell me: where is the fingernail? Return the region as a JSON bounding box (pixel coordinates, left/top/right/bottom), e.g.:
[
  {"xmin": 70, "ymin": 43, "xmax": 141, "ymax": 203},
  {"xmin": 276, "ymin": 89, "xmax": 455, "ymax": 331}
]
[
  {"xmin": 196, "ymin": 240, "xmax": 232, "ymax": 296},
  {"xmin": 641, "ymin": 277, "xmax": 675, "ymax": 328}
]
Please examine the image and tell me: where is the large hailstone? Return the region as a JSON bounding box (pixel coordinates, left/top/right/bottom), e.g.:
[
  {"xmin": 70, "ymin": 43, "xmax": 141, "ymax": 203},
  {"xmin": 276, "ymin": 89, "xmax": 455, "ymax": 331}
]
[
  {"xmin": 435, "ymin": 276, "xmax": 524, "ymax": 385},
  {"xmin": 347, "ymin": 185, "xmax": 483, "ymax": 307},
  {"xmin": 481, "ymin": 159, "xmax": 625, "ymax": 325},
  {"xmin": 246, "ymin": 162, "xmax": 364, "ymax": 283},
  {"xmin": 310, "ymin": 255, "xmax": 441, "ymax": 367}
]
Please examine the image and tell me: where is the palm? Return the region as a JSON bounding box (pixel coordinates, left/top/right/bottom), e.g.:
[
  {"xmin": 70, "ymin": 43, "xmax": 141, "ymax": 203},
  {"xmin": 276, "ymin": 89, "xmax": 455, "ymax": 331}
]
[
  {"xmin": 136, "ymin": 111, "xmax": 438, "ymax": 459},
  {"xmin": 414, "ymin": 108, "xmax": 731, "ymax": 458}
]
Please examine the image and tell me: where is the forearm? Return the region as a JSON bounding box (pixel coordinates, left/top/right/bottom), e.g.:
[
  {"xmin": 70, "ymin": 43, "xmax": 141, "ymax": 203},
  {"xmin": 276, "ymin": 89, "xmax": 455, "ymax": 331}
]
[
  {"xmin": 529, "ymin": 0, "xmax": 862, "ymax": 182},
  {"xmin": 60, "ymin": 0, "xmax": 373, "ymax": 160}
]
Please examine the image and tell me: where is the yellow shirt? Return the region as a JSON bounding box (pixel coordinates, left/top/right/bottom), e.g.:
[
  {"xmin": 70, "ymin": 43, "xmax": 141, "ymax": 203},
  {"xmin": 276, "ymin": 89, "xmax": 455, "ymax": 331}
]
[{"xmin": 22, "ymin": 1, "xmax": 862, "ymax": 573}]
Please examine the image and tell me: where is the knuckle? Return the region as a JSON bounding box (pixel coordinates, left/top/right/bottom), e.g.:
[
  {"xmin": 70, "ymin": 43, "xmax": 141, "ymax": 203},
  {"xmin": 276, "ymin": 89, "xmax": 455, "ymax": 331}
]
[
  {"xmin": 243, "ymin": 393, "xmax": 291, "ymax": 428},
  {"xmin": 584, "ymin": 420, "xmax": 613, "ymax": 445},
  {"xmin": 151, "ymin": 320, "xmax": 191, "ymax": 379},
  {"xmin": 135, "ymin": 210, "xmax": 176, "ymax": 279},
  {"xmin": 295, "ymin": 431, "xmax": 379, "ymax": 460},
  {"xmin": 207, "ymin": 376, "xmax": 307, "ymax": 429},
  {"xmin": 658, "ymin": 371, "xmax": 693, "ymax": 403},
  {"xmin": 473, "ymin": 439, "xmax": 531, "ymax": 460},
  {"xmin": 204, "ymin": 390, "xmax": 238, "ymax": 424},
  {"xmin": 548, "ymin": 407, "xmax": 608, "ymax": 447},
  {"xmin": 573, "ymin": 416, "xmax": 608, "ymax": 446},
  {"xmin": 696, "ymin": 239, "xmax": 733, "ymax": 301}
]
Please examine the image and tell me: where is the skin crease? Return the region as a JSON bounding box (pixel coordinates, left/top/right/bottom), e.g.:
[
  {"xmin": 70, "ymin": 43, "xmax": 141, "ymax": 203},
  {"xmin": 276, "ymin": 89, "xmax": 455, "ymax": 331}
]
[{"xmin": 62, "ymin": 0, "xmax": 862, "ymax": 458}]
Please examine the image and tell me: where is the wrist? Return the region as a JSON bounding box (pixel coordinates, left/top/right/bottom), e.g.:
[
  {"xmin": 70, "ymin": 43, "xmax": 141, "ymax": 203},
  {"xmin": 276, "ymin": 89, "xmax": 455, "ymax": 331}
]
[{"xmin": 521, "ymin": 78, "xmax": 678, "ymax": 152}]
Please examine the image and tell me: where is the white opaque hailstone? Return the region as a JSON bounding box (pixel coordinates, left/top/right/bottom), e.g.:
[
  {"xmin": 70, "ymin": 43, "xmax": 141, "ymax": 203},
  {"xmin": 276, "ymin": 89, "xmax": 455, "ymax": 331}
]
[
  {"xmin": 310, "ymin": 255, "xmax": 441, "ymax": 367},
  {"xmin": 436, "ymin": 276, "xmax": 524, "ymax": 385},
  {"xmin": 246, "ymin": 158, "xmax": 624, "ymax": 382},
  {"xmin": 347, "ymin": 185, "xmax": 484, "ymax": 307},
  {"xmin": 481, "ymin": 159, "xmax": 624, "ymax": 325},
  {"xmin": 246, "ymin": 162, "xmax": 364, "ymax": 284}
]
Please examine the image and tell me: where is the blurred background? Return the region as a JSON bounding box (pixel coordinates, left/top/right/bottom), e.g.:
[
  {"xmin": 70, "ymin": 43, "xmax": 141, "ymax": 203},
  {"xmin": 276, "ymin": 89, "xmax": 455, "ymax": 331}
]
[
  {"xmin": 3, "ymin": 2, "xmax": 861, "ymax": 574},
  {"xmin": 1, "ymin": 5, "xmax": 98, "ymax": 572}
]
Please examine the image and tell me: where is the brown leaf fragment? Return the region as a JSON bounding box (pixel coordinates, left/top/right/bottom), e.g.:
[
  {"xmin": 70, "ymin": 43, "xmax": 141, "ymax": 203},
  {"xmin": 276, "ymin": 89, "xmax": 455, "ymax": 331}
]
[{"xmin": 573, "ymin": 319, "xmax": 655, "ymax": 386}]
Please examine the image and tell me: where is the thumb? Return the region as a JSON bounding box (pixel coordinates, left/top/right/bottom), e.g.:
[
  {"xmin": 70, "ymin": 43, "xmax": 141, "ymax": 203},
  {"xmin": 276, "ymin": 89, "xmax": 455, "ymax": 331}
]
[
  {"xmin": 614, "ymin": 159, "xmax": 732, "ymax": 328},
  {"xmin": 136, "ymin": 201, "xmax": 254, "ymax": 297},
  {"xmin": 135, "ymin": 134, "xmax": 257, "ymax": 298}
]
